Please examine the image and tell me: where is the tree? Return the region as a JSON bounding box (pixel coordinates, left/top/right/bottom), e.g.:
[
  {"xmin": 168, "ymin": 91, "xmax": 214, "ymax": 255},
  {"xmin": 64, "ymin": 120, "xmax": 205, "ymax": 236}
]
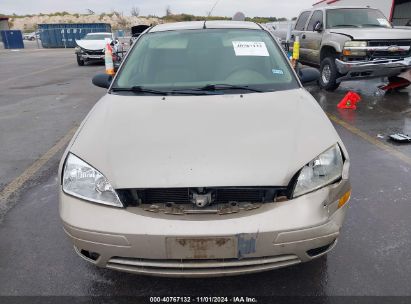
[
  {"xmin": 131, "ymin": 6, "xmax": 140, "ymax": 17},
  {"xmin": 166, "ymin": 5, "xmax": 172, "ymax": 16},
  {"xmin": 233, "ymin": 12, "xmax": 245, "ymax": 21},
  {"xmin": 292, "ymin": 17, "xmax": 297, "ymax": 21},
  {"xmin": 86, "ymin": 9, "xmax": 95, "ymax": 15}
]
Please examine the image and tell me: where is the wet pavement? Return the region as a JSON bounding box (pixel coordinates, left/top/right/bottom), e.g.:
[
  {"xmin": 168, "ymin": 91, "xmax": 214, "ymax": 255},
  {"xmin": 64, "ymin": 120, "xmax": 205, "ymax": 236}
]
[{"xmin": 0, "ymin": 49, "xmax": 410, "ymax": 297}]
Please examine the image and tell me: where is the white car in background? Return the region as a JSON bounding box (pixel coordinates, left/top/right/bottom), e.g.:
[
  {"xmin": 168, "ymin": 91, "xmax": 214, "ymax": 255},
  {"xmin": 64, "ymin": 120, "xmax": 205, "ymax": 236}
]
[
  {"xmin": 23, "ymin": 32, "xmax": 39, "ymax": 41},
  {"xmin": 75, "ymin": 32, "xmax": 123, "ymax": 66}
]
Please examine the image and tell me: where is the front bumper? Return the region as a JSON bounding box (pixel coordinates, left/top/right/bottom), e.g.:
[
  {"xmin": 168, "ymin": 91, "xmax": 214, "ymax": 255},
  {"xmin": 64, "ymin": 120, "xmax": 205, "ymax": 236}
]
[
  {"xmin": 60, "ymin": 179, "xmax": 351, "ymax": 277},
  {"xmin": 75, "ymin": 49, "xmax": 105, "ymax": 61},
  {"xmin": 336, "ymin": 57, "xmax": 411, "ymax": 82},
  {"xmin": 79, "ymin": 54, "xmax": 105, "ymax": 60}
]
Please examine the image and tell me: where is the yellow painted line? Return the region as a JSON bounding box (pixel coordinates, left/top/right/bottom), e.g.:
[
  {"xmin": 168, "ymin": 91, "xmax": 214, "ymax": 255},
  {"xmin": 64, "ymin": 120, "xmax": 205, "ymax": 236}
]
[
  {"xmin": 0, "ymin": 126, "xmax": 77, "ymax": 203},
  {"xmin": 328, "ymin": 113, "xmax": 411, "ymax": 166},
  {"xmin": 0, "ymin": 62, "xmax": 73, "ymax": 85}
]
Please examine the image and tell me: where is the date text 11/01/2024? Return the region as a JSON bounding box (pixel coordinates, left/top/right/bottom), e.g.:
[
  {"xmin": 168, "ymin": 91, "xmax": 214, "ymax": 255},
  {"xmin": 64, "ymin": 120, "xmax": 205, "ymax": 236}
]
[{"xmin": 149, "ymin": 297, "xmax": 258, "ymax": 303}]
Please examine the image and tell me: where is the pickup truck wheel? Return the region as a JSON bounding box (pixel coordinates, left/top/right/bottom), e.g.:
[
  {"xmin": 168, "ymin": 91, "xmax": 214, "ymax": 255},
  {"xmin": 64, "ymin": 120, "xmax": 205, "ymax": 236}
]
[
  {"xmin": 76, "ymin": 54, "xmax": 85, "ymax": 66},
  {"xmin": 319, "ymin": 57, "xmax": 341, "ymax": 91}
]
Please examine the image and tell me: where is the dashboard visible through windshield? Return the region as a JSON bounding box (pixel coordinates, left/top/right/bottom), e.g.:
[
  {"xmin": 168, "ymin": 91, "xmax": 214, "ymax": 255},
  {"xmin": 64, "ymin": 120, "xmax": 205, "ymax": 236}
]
[
  {"xmin": 327, "ymin": 8, "xmax": 392, "ymax": 29},
  {"xmin": 113, "ymin": 29, "xmax": 299, "ymax": 95}
]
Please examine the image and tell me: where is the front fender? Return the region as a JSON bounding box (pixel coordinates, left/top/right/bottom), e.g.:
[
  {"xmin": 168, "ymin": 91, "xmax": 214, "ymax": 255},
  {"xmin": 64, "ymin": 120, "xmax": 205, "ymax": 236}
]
[{"xmin": 321, "ymin": 32, "xmax": 351, "ymax": 53}]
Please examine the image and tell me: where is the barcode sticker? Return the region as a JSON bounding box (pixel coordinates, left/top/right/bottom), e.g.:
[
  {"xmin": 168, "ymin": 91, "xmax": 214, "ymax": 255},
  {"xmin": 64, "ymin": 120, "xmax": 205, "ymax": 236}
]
[{"xmin": 232, "ymin": 41, "xmax": 269, "ymax": 57}]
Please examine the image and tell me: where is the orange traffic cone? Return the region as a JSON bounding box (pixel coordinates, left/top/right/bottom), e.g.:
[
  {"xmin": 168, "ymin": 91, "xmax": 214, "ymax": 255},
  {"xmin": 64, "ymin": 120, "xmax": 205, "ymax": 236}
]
[
  {"xmin": 337, "ymin": 91, "xmax": 361, "ymax": 110},
  {"xmin": 105, "ymin": 42, "xmax": 115, "ymax": 76}
]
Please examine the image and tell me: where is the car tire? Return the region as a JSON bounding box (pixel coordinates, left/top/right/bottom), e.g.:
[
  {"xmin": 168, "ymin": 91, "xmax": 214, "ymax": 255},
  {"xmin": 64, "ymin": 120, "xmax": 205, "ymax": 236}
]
[
  {"xmin": 319, "ymin": 57, "xmax": 341, "ymax": 91},
  {"xmin": 76, "ymin": 54, "xmax": 85, "ymax": 66}
]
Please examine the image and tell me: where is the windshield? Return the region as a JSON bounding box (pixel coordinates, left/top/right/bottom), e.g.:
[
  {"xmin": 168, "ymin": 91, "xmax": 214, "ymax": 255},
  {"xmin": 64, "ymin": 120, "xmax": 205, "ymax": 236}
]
[
  {"xmin": 82, "ymin": 34, "xmax": 112, "ymax": 40},
  {"xmin": 113, "ymin": 29, "xmax": 299, "ymax": 94},
  {"xmin": 327, "ymin": 8, "xmax": 392, "ymax": 28}
]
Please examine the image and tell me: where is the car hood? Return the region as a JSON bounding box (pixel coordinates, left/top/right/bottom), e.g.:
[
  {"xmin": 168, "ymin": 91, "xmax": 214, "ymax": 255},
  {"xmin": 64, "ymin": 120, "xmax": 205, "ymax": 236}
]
[
  {"xmin": 75, "ymin": 39, "xmax": 106, "ymax": 51},
  {"xmin": 70, "ymin": 89, "xmax": 342, "ymax": 189},
  {"xmin": 329, "ymin": 27, "xmax": 411, "ymax": 40}
]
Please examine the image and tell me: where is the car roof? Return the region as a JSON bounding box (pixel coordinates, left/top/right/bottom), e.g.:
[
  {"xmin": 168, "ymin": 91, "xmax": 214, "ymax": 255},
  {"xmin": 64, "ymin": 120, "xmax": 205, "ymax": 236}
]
[
  {"xmin": 150, "ymin": 21, "xmax": 261, "ymax": 33},
  {"xmin": 311, "ymin": 6, "xmax": 379, "ymax": 11}
]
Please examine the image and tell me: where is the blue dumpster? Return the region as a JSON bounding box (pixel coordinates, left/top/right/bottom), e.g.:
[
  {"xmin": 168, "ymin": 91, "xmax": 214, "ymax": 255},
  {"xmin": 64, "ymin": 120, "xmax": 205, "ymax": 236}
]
[
  {"xmin": 0, "ymin": 30, "xmax": 24, "ymax": 49},
  {"xmin": 38, "ymin": 23, "xmax": 111, "ymax": 48}
]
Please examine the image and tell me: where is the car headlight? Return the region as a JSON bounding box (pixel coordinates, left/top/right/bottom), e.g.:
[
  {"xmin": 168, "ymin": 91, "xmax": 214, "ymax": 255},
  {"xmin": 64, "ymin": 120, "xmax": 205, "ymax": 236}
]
[
  {"xmin": 343, "ymin": 41, "xmax": 367, "ymax": 56},
  {"xmin": 62, "ymin": 153, "xmax": 123, "ymax": 207},
  {"xmin": 293, "ymin": 144, "xmax": 344, "ymax": 198}
]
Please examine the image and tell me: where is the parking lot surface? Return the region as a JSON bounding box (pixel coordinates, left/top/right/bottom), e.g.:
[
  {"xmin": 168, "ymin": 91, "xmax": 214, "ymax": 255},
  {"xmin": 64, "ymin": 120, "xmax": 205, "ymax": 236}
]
[{"xmin": 0, "ymin": 48, "xmax": 410, "ymax": 297}]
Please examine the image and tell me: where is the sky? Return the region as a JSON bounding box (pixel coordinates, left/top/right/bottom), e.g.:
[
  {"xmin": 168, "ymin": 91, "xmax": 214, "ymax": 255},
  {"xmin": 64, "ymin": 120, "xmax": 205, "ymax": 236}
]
[{"xmin": 0, "ymin": 0, "xmax": 315, "ymax": 19}]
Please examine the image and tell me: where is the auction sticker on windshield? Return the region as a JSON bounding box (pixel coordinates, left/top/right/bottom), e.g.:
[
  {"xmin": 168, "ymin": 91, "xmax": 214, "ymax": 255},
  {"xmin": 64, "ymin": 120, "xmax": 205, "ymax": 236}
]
[{"xmin": 232, "ymin": 41, "xmax": 269, "ymax": 56}]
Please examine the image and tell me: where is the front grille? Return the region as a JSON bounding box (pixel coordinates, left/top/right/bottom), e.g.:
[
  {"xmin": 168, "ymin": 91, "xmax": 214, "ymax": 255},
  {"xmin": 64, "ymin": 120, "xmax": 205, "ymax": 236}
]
[
  {"xmin": 368, "ymin": 40, "xmax": 411, "ymax": 59},
  {"xmin": 117, "ymin": 187, "xmax": 288, "ymax": 207},
  {"xmin": 84, "ymin": 49, "xmax": 104, "ymax": 55},
  {"xmin": 368, "ymin": 40, "xmax": 411, "ymax": 47},
  {"xmin": 106, "ymin": 255, "xmax": 301, "ymax": 277},
  {"xmin": 143, "ymin": 188, "xmax": 189, "ymax": 204},
  {"xmin": 216, "ymin": 188, "xmax": 264, "ymax": 203}
]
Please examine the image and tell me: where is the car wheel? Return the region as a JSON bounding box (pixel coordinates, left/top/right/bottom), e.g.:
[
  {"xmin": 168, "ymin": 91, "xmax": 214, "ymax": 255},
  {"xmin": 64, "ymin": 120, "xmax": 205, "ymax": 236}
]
[
  {"xmin": 319, "ymin": 57, "xmax": 341, "ymax": 91},
  {"xmin": 76, "ymin": 54, "xmax": 85, "ymax": 66}
]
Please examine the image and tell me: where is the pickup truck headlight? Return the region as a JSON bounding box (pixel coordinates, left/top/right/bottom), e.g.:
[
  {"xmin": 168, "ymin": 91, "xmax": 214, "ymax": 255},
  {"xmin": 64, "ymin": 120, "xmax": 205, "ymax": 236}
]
[
  {"xmin": 62, "ymin": 153, "xmax": 123, "ymax": 207},
  {"xmin": 343, "ymin": 41, "xmax": 367, "ymax": 56},
  {"xmin": 293, "ymin": 145, "xmax": 343, "ymax": 198}
]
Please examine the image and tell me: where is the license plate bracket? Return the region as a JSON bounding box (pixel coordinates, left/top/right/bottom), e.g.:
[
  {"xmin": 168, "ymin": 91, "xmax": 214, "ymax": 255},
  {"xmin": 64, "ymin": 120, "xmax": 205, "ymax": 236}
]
[{"xmin": 166, "ymin": 237, "xmax": 238, "ymax": 259}]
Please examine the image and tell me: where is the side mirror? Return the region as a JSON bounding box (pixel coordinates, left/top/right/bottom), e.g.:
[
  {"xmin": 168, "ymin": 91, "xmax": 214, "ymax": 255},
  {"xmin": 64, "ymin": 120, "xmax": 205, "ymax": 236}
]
[
  {"xmin": 299, "ymin": 67, "xmax": 320, "ymax": 84},
  {"xmin": 314, "ymin": 22, "xmax": 323, "ymax": 32},
  {"xmin": 92, "ymin": 73, "xmax": 112, "ymax": 89}
]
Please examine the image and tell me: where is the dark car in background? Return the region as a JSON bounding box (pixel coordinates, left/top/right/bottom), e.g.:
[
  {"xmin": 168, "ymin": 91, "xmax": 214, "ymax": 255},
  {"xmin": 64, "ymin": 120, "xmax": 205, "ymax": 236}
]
[{"xmin": 129, "ymin": 25, "xmax": 150, "ymax": 46}]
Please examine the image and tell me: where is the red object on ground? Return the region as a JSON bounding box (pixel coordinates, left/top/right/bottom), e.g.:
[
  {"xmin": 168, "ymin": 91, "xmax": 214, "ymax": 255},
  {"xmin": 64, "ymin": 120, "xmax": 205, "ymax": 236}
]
[
  {"xmin": 337, "ymin": 91, "xmax": 361, "ymax": 110},
  {"xmin": 379, "ymin": 78, "xmax": 411, "ymax": 91}
]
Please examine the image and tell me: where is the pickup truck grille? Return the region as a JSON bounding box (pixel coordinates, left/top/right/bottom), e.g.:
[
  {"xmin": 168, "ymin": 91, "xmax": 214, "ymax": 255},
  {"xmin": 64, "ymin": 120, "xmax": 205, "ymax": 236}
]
[
  {"xmin": 83, "ymin": 49, "xmax": 104, "ymax": 55},
  {"xmin": 368, "ymin": 40, "xmax": 411, "ymax": 59},
  {"xmin": 117, "ymin": 187, "xmax": 288, "ymax": 206}
]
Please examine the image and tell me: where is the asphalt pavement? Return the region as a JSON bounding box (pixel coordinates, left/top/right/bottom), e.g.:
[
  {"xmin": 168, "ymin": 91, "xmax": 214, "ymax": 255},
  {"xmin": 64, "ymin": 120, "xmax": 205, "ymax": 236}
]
[{"xmin": 0, "ymin": 48, "xmax": 410, "ymax": 297}]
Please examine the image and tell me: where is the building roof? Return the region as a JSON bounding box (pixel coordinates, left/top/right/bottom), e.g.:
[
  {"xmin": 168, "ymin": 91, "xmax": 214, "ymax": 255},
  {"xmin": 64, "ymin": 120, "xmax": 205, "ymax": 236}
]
[
  {"xmin": 308, "ymin": 5, "xmax": 378, "ymax": 11},
  {"xmin": 150, "ymin": 21, "xmax": 261, "ymax": 33}
]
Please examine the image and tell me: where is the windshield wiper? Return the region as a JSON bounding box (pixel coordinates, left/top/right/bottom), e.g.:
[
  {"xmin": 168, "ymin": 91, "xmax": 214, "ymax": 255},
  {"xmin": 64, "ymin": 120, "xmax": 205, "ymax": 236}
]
[
  {"xmin": 111, "ymin": 86, "xmax": 169, "ymax": 95},
  {"xmin": 195, "ymin": 84, "xmax": 263, "ymax": 93},
  {"xmin": 362, "ymin": 24, "xmax": 386, "ymax": 27},
  {"xmin": 111, "ymin": 84, "xmax": 263, "ymax": 95},
  {"xmin": 331, "ymin": 24, "xmax": 360, "ymax": 28},
  {"xmin": 111, "ymin": 86, "xmax": 213, "ymax": 96}
]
